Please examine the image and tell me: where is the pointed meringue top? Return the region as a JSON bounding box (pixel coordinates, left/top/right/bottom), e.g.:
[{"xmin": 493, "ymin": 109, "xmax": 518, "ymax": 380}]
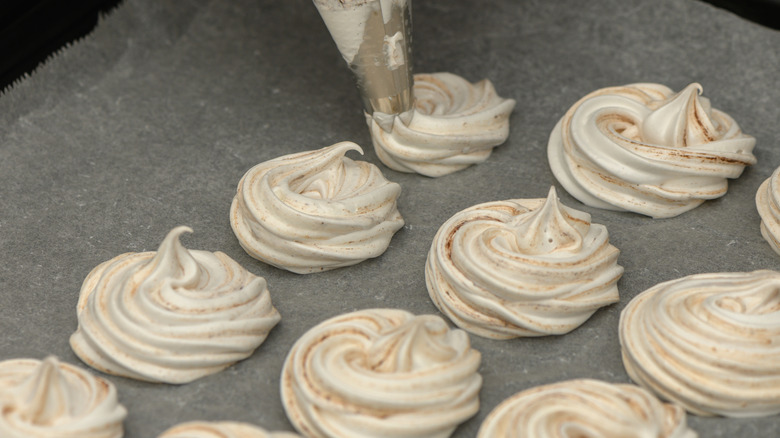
[
  {"xmin": 143, "ymin": 226, "xmax": 200, "ymax": 288},
  {"xmin": 513, "ymin": 187, "xmax": 589, "ymax": 255},
  {"xmin": 365, "ymin": 315, "xmax": 460, "ymax": 373},
  {"xmin": 13, "ymin": 357, "xmax": 76, "ymax": 425},
  {"xmin": 641, "ymin": 83, "xmax": 720, "ymax": 147}
]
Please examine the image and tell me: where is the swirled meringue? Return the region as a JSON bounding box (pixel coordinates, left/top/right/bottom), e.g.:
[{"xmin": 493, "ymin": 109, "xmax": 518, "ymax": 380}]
[
  {"xmin": 619, "ymin": 270, "xmax": 780, "ymax": 417},
  {"xmin": 477, "ymin": 379, "xmax": 696, "ymax": 438},
  {"xmin": 548, "ymin": 82, "xmax": 756, "ymax": 218},
  {"xmin": 0, "ymin": 357, "xmax": 126, "ymax": 438},
  {"xmin": 756, "ymin": 166, "xmax": 780, "ymax": 255},
  {"xmin": 426, "ymin": 187, "xmax": 622, "ymax": 339},
  {"xmin": 281, "ymin": 308, "xmax": 482, "ymax": 438},
  {"xmin": 366, "ymin": 72, "xmax": 516, "ymax": 177},
  {"xmin": 230, "ymin": 142, "xmax": 404, "ymax": 274},
  {"xmin": 70, "ymin": 226, "xmax": 281, "ymax": 384},
  {"xmin": 158, "ymin": 421, "xmax": 300, "ymax": 438}
]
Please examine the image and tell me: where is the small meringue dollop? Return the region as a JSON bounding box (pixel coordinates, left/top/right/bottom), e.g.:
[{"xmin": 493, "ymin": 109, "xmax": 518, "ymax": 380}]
[
  {"xmin": 619, "ymin": 270, "xmax": 780, "ymax": 417},
  {"xmin": 230, "ymin": 142, "xmax": 404, "ymax": 274},
  {"xmin": 281, "ymin": 308, "xmax": 482, "ymax": 438},
  {"xmin": 158, "ymin": 421, "xmax": 301, "ymax": 438},
  {"xmin": 70, "ymin": 226, "xmax": 281, "ymax": 384},
  {"xmin": 477, "ymin": 379, "xmax": 697, "ymax": 438},
  {"xmin": 0, "ymin": 357, "xmax": 126, "ymax": 438},
  {"xmin": 548, "ymin": 83, "xmax": 756, "ymax": 218},
  {"xmin": 426, "ymin": 187, "xmax": 622, "ymax": 339},
  {"xmin": 367, "ymin": 72, "xmax": 516, "ymax": 177},
  {"xmin": 756, "ymin": 166, "xmax": 780, "ymax": 255}
]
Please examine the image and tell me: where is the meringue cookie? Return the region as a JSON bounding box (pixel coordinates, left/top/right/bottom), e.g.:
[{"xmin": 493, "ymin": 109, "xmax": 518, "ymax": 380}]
[
  {"xmin": 756, "ymin": 166, "xmax": 780, "ymax": 255},
  {"xmin": 281, "ymin": 308, "xmax": 482, "ymax": 438},
  {"xmin": 158, "ymin": 421, "xmax": 300, "ymax": 438},
  {"xmin": 477, "ymin": 379, "xmax": 696, "ymax": 438},
  {"xmin": 367, "ymin": 72, "xmax": 516, "ymax": 177},
  {"xmin": 231, "ymin": 142, "xmax": 404, "ymax": 274},
  {"xmin": 0, "ymin": 357, "xmax": 126, "ymax": 438},
  {"xmin": 426, "ymin": 187, "xmax": 622, "ymax": 339},
  {"xmin": 619, "ymin": 270, "xmax": 780, "ymax": 417},
  {"xmin": 548, "ymin": 83, "xmax": 756, "ymax": 218},
  {"xmin": 70, "ymin": 226, "xmax": 281, "ymax": 384}
]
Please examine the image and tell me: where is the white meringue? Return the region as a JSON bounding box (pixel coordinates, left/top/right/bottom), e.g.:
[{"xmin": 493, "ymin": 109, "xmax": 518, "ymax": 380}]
[
  {"xmin": 70, "ymin": 226, "xmax": 281, "ymax": 384},
  {"xmin": 367, "ymin": 72, "xmax": 516, "ymax": 177},
  {"xmin": 426, "ymin": 187, "xmax": 622, "ymax": 339},
  {"xmin": 477, "ymin": 379, "xmax": 696, "ymax": 438},
  {"xmin": 619, "ymin": 270, "xmax": 780, "ymax": 417},
  {"xmin": 756, "ymin": 166, "xmax": 780, "ymax": 255},
  {"xmin": 280, "ymin": 308, "xmax": 482, "ymax": 438},
  {"xmin": 548, "ymin": 83, "xmax": 756, "ymax": 218},
  {"xmin": 158, "ymin": 421, "xmax": 301, "ymax": 438},
  {"xmin": 0, "ymin": 357, "xmax": 126, "ymax": 438},
  {"xmin": 231, "ymin": 142, "xmax": 404, "ymax": 274}
]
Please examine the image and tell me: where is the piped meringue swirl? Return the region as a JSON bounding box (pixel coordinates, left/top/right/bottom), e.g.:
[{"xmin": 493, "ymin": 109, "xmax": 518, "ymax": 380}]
[
  {"xmin": 548, "ymin": 83, "xmax": 756, "ymax": 218},
  {"xmin": 70, "ymin": 226, "xmax": 281, "ymax": 384},
  {"xmin": 756, "ymin": 166, "xmax": 780, "ymax": 255},
  {"xmin": 367, "ymin": 72, "xmax": 516, "ymax": 177},
  {"xmin": 281, "ymin": 308, "xmax": 482, "ymax": 438},
  {"xmin": 426, "ymin": 187, "xmax": 622, "ymax": 338},
  {"xmin": 158, "ymin": 421, "xmax": 300, "ymax": 438},
  {"xmin": 231, "ymin": 142, "xmax": 404, "ymax": 273},
  {"xmin": 0, "ymin": 357, "xmax": 126, "ymax": 438},
  {"xmin": 619, "ymin": 270, "xmax": 780, "ymax": 417},
  {"xmin": 477, "ymin": 379, "xmax": 696, "ymax": 438}
]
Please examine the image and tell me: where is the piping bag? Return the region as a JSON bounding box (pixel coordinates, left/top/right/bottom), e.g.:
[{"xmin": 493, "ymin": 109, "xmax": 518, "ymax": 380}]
[{"xmin": 312, "ymin": 0, "xmax": 414, "ymax": 124}]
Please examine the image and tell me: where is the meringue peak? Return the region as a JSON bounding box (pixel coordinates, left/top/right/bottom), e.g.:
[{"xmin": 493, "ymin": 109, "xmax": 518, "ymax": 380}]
[
  {"xmin": 13, "ymin": 357, "xmax": 76, "ymax": 425},
  {"xmin": 144, "ymin": 226, "xmax": 200, "ymax": 287},
  {"xmin": 366, "ymin": 315, "xmax": 457, "ymax": 373},
  {"xmin": 513, "ymin": 187, "xmax": 586, "ymax": 255},
  {"xmin": 291, "ymin": 143, "xmax": 361, "ymax": 199},
  {"xmin": 327, "ymin": 141, "xmax": 363, "ymax": 157},
  {"xmin": 641, "ymin": 82, "xmax": 719, "ymax": 147},
  {"xmin": 277, "ymin": 143, "xmax": 364, "ymax": 200}
]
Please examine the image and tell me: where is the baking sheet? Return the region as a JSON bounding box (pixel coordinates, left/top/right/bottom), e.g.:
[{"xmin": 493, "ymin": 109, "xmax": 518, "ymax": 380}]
[{"xmin": 1, "ymin": 0, "xmax": 779, "ymax": 435}]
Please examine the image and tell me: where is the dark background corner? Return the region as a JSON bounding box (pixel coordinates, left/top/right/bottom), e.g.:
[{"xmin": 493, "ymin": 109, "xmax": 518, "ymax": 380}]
[{"xmin": 0, "ymin": 0, "xmax": 123, "ymax": 93}]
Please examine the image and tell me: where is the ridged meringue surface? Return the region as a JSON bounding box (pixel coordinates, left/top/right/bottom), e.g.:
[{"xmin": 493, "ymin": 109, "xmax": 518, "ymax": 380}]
[
  {"xmin": 281, "ymin": 308, "xmax": 482, "ymax": 438},
  {"xmin": 70, "ymin": 226, "xmax": 281, "ymax": 384},
  {"xmin": 0, "ymin": 357, "xmax": 126, "ymax": 438},
  {"xmin": 619, "ymin": 270, "xmax": 780, "ymax": 417},
  {"xmin": 367, "ymin": 72, "xmax": 516, "ymax": 177},
  {"xmin": 548, "ymin": 83, "xmax": 756, "ymax": 218},
  {"xmin": 477, "ymin": 379, "xmax": 696, "ymax": 438},
  {"xmin": 756, "ymin": 166, "xmax": 780, "ymax": 255},
  {"xmin": 158, "ymin": 421, "xmax": 300, "ymax": 438},
  {"xmin": 426, "ymin": 187, "xmax": 622, "ymax": 339},
  {"xmin": 231, "ymin": 142, "xmax": 404, "ymax": 274}
]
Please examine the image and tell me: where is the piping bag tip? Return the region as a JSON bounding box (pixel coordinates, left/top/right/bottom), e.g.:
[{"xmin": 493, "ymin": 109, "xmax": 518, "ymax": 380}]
[{"xmin": 313, "ymin": 0, "xmax": 414, "ymax": 115}]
